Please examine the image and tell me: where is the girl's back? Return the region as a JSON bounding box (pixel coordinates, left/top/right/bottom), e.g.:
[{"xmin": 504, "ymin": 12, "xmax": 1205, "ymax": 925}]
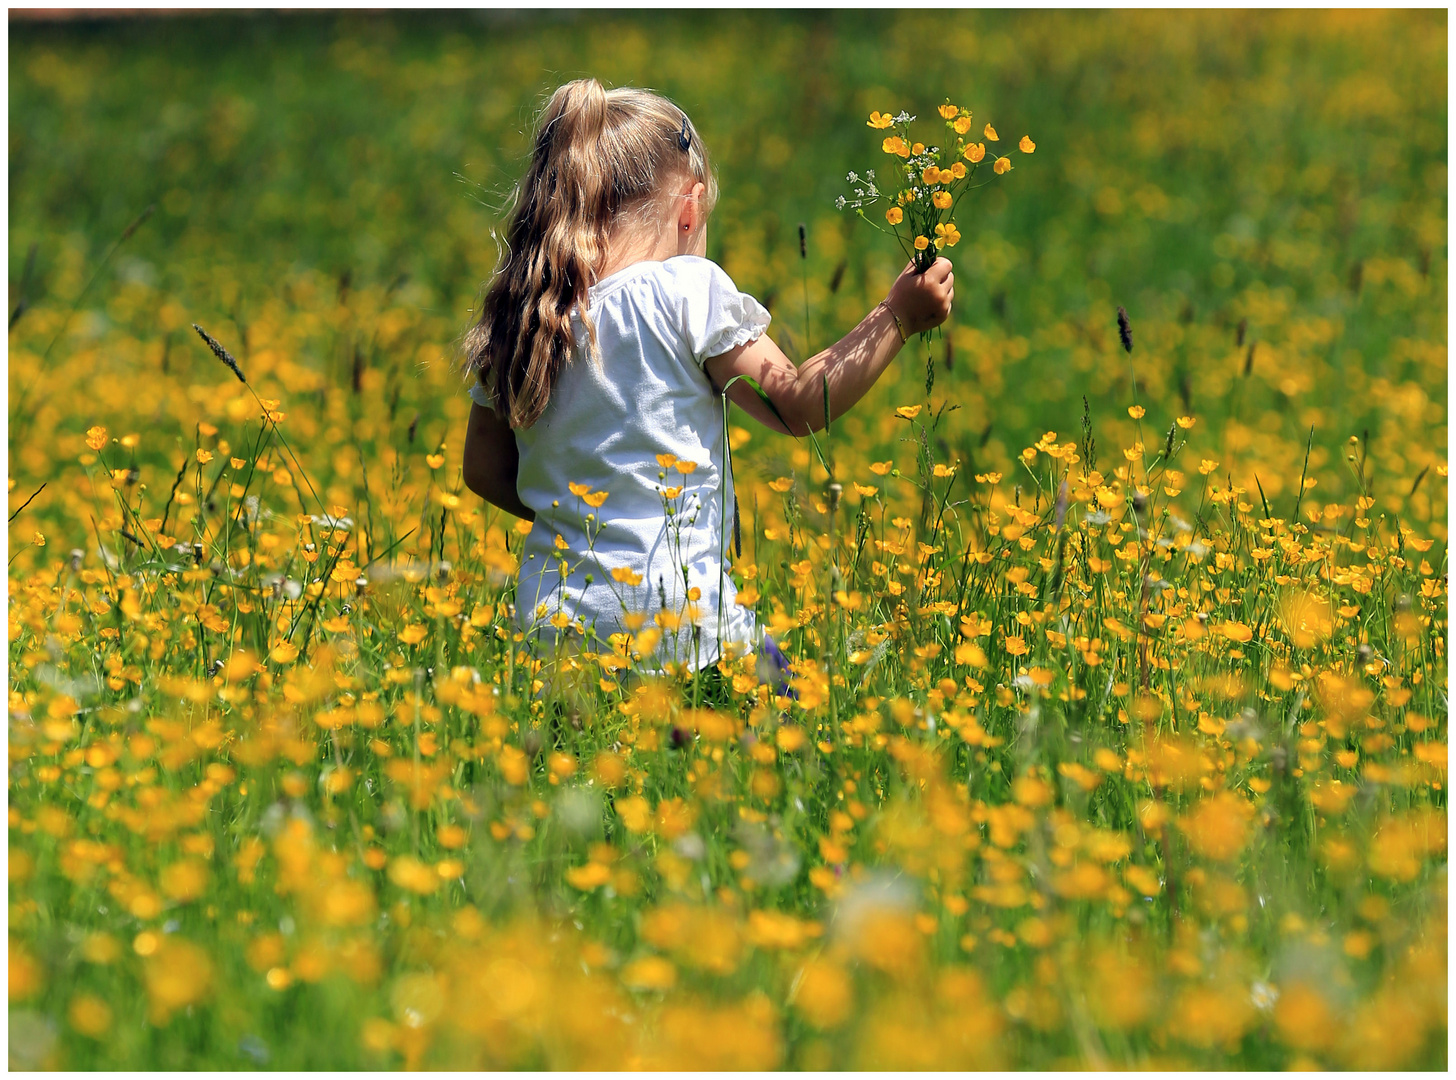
[{"xmin": 487, "ymin": 255, "xmax": 768, "ymax": 669}]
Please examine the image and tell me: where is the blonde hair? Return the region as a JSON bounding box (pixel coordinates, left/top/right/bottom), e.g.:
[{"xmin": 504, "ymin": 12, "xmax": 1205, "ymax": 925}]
[{"xmin": 464, "ymin": 79, "xmax": 717, "ymax": 429}]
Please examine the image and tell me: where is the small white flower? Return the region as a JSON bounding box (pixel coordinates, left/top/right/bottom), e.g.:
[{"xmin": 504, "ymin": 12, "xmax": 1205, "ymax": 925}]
[{"xmin": 1250, "ymin": 980, "xmax": 1279, "ymax": 1012}]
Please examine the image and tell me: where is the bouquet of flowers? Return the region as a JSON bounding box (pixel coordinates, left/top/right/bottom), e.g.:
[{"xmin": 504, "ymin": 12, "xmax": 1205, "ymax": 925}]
[{"xmin": 838, "ymin": 102, "xmax": 1034, "ymax": 274}]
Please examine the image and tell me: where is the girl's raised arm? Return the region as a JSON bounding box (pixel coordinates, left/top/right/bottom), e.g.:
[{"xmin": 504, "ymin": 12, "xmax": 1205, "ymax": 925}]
[{"xmin": 704, "ymin": 258, "xmax": 954, "ymax": 436}]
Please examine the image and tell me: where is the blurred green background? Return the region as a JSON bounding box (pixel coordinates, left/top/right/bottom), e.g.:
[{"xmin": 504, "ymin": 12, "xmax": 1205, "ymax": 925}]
[{"xmin": 8, "ymin": 8, "xmax": 1448, "ymax": 528}]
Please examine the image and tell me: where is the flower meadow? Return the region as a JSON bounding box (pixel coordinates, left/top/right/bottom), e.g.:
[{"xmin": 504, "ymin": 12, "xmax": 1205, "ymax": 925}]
[{"xmin": 7, "ymin": 10, "xmax": 1448, "ymax": 1071}]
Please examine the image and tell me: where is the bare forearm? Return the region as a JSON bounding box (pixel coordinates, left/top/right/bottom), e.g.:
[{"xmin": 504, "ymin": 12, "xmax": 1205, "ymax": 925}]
[
  {"xmin": 791, "ymin": 302, "xmax": 905, "ymax": 432},
  {"xmin": 708, "ymin": 259, "xmax": 952, "ymax": 438}
]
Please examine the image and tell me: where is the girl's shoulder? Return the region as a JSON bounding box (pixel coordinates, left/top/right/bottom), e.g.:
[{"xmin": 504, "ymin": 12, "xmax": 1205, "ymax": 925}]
[
  {"xmin": 594, "ymin": 255, "xmax": 740, "ymax": 303},
  {"xmin": 587, "ymin": 257, "xmax": 769, "ymax": 367},
  {"xmin": 652, "ymin": 257, "xmax": 771, "ymax": 365},
  {"xmin": 653, "ymin": 254, "xmax": 733, "ymax": 290}
]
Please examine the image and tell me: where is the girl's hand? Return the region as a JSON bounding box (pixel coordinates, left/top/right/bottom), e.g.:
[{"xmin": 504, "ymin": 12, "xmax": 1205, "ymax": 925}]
[{"xmin": 885, "ymin": 258, "xmax": 954, "ymax": 336}]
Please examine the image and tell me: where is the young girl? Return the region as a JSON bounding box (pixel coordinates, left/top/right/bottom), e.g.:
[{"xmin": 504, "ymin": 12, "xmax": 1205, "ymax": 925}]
[{"xmin": 461, "ymin": 79, "xmax": 953, "ymax": 685}]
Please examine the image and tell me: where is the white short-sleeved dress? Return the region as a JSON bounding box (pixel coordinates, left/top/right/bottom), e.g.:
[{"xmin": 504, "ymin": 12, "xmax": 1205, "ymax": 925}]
[{"xmin": 470, "ymin": 255, "xmax": 770, "ymax": 673}]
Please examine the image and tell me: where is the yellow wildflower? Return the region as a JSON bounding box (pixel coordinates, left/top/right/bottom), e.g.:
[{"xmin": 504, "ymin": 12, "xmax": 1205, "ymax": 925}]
[{"xmin": 611, "ymin": 566, "xmax": 644, "ymax": 587}]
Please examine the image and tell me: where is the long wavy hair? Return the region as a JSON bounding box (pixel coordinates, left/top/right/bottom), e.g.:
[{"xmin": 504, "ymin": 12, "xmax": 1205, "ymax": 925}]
[{"xmin": 463, "ymin": 79, "xmax": 718, "ymax": 429}]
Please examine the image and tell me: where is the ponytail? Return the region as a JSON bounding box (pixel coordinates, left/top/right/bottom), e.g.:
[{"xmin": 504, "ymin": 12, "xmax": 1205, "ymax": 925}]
[{"xmin": 464, "ymin": 79, "xmax": 717, "ymax": 429}]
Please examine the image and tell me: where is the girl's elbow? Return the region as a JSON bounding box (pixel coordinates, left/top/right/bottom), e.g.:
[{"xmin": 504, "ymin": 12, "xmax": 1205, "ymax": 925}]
[
  {"xmin": 787, "ymin": 404, "xmax": 824, "ymax": 437},
  {"xmin": 774, "ymin": 398, "xmax": 821, "ymax": 437}
]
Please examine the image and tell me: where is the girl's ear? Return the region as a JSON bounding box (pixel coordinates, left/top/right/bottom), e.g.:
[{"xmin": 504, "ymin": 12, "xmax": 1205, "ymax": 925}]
[{"xmin": 677, "ymin": 180, "xmax": 708, "ymax": 235}]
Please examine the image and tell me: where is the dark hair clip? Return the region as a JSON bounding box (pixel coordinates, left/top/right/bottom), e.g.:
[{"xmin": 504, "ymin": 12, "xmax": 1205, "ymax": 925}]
[{"xmin": 677, "ymin": 115, "xmax": 692, "ymax": 152}]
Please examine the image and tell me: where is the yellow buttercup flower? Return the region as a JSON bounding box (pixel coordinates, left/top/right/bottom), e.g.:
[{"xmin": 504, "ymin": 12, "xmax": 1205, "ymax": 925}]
[
  {"xmin": 953, "ymin": 115, "xmax": 973, "ymax": 135},
  {"xmin": 885, "ymin": 206, "xmax": 903, "ymax": 225},
  {"xmin": 568, "ymin": 482, "xmax": 591, "ymax": 497},
  {"xmin": 950, "ymin": 161, "xmax": 967, "ymax": 179},
  {"xmin": 583, "ymin": 490, "xmax": 609, "ymax": 508},
  {"xmin": 913, "ymin": 235, "xmax": 930, "ymax": 251},
  {"xmin": 964, "ymin": 143, "xmax": 986, "ymax": 163},
  {"xmin": 984, "ymin": 123, "xmax": 999, "ymax": 141},
  {"xmin": 911, "ymin": 141, "xmax": 925, "ymax": 155},
  {"xmin": 611, "ymin": 566, "xmax": 643, "ymax": 586},
  {"xmin": 932, "ymin": 191, "xmax": 952, "ymax": 209},
  {"xmin": 1019, "ymin": 135, "xmax": 1036, "ymax": 153},
  {"xmin": 938, "ymin": 103, "xmax": 959, "ymax": 119},
  {"xmin": 921, "ymin": 165, "xmax": 941, "ymax": 185},
  {"xmin": 935, "ymin": 221, "xmax": 961, "ymax": 247},
  {"xmin": 882, "ymin": 135, "xmax": 910, "ymax": 157},
  {"xmin": 994, "ymin": 156, "xmax": 1012, "ymax": 175},
  {"xmin": 895, "ymin": 405, "xmax": 922, "ymax": 420},
  {"xmin": 867, "ymin": 111, "xmax": 894, "ymax": 129}
]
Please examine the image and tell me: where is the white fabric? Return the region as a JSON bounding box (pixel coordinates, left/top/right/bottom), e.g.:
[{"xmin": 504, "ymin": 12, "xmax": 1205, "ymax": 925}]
[{"xmin": 469, "ymin": 255, "xmax": 771, "ymax": 672}]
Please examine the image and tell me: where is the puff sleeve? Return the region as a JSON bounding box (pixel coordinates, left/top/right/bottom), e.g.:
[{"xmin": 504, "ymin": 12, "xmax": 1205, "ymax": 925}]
[
  {"xmin": 663, "ymin": 256, "xmax": 772, "ymax": 367},
  {"xmin": 468, "ymin": 379, "xmax": 497, "ymax": 409}
]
